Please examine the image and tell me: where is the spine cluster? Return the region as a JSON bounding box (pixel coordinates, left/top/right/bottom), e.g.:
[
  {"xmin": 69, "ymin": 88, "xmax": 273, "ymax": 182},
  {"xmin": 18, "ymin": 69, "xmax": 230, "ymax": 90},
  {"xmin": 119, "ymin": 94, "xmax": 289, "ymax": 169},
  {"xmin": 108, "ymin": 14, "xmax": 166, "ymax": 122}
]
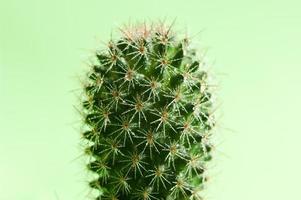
[{"xmin": 81, "ymin": 23, "xmax": 215, "ymax": 200}]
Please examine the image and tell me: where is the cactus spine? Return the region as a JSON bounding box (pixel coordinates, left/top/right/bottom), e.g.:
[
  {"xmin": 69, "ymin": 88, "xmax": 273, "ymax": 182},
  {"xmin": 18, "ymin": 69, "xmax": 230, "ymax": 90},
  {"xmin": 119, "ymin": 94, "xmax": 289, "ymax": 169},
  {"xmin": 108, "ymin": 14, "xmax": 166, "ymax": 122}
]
[{"xmin": 81, "ymin": 22, "xmax": 215, "ymax": 200}]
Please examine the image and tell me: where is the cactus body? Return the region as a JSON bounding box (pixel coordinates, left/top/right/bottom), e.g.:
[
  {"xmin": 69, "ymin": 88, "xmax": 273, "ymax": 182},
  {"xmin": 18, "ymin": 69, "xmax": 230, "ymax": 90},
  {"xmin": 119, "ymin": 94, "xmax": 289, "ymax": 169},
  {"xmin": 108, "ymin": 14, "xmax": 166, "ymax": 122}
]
[{"xmin": 81, "ymin": 23, "xmax": 215, "ymax": 200}]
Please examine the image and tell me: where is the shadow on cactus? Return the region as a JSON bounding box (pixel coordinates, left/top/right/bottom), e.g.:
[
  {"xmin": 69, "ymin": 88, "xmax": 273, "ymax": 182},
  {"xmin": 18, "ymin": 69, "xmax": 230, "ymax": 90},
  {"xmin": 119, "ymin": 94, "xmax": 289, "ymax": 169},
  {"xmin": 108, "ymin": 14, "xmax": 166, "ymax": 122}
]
[{"xmin": 80, "ymin": 21, "xmax": 216, "ymax": 200}]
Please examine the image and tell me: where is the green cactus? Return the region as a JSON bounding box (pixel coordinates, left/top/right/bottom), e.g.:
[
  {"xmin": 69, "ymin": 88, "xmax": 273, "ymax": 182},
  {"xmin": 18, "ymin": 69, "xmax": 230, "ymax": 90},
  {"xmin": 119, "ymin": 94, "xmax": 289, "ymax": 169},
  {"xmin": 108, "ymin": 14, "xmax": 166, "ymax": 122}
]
[{"xmin": 80, "ymin": 22, "xmax": 215, "ymax": 200}]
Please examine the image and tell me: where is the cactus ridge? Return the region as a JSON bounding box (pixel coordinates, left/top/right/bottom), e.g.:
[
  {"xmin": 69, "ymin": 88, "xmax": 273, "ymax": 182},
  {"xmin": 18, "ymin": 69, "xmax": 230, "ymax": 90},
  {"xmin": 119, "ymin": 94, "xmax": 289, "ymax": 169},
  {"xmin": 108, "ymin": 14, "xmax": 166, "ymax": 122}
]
[{"xmin": 81, "ymin": 22, "xmax": 215, "ymax": 200}]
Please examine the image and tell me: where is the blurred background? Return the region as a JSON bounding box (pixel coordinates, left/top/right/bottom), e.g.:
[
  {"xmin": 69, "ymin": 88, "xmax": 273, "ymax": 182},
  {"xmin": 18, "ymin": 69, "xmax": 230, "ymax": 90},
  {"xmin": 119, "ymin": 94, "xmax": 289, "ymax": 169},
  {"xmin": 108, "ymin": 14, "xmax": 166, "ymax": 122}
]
[{"xmin": 1, "ymin": 0, "xmax": 301, "ymax": 199}]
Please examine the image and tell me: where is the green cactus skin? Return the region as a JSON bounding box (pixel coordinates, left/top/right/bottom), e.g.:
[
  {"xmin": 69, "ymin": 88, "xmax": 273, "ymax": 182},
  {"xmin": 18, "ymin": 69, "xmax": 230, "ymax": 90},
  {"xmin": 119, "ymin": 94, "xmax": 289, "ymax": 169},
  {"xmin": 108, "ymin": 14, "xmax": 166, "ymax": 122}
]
[{"xmin": 81, "ymin": 22, "xmax": 215, "ymax": 200}]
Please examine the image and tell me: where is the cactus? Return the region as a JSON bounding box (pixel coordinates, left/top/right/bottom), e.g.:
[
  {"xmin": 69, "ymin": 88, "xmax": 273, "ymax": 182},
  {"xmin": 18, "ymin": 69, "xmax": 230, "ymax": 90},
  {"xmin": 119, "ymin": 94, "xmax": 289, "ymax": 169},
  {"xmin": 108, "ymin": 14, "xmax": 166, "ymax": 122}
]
[{"xmin": 80, "ymin": 22, "xmax": 215, "ymax": 200}]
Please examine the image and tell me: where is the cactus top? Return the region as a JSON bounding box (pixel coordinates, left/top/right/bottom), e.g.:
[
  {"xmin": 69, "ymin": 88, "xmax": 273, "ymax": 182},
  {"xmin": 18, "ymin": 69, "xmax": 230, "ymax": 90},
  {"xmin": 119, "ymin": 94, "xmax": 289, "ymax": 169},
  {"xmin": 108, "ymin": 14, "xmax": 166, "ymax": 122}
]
[{"xmin": 81, "ymin": 22, "xmax": 215, "ymax": 200}]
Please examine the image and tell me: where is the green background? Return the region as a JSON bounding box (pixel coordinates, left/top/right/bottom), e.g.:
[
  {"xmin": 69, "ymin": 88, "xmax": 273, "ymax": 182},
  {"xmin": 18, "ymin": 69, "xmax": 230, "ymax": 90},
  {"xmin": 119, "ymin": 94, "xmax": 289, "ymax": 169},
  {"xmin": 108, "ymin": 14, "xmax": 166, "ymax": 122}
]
[{"xmin": 1, "ymin": 0, "xmax": 300, "ymax": 199}]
